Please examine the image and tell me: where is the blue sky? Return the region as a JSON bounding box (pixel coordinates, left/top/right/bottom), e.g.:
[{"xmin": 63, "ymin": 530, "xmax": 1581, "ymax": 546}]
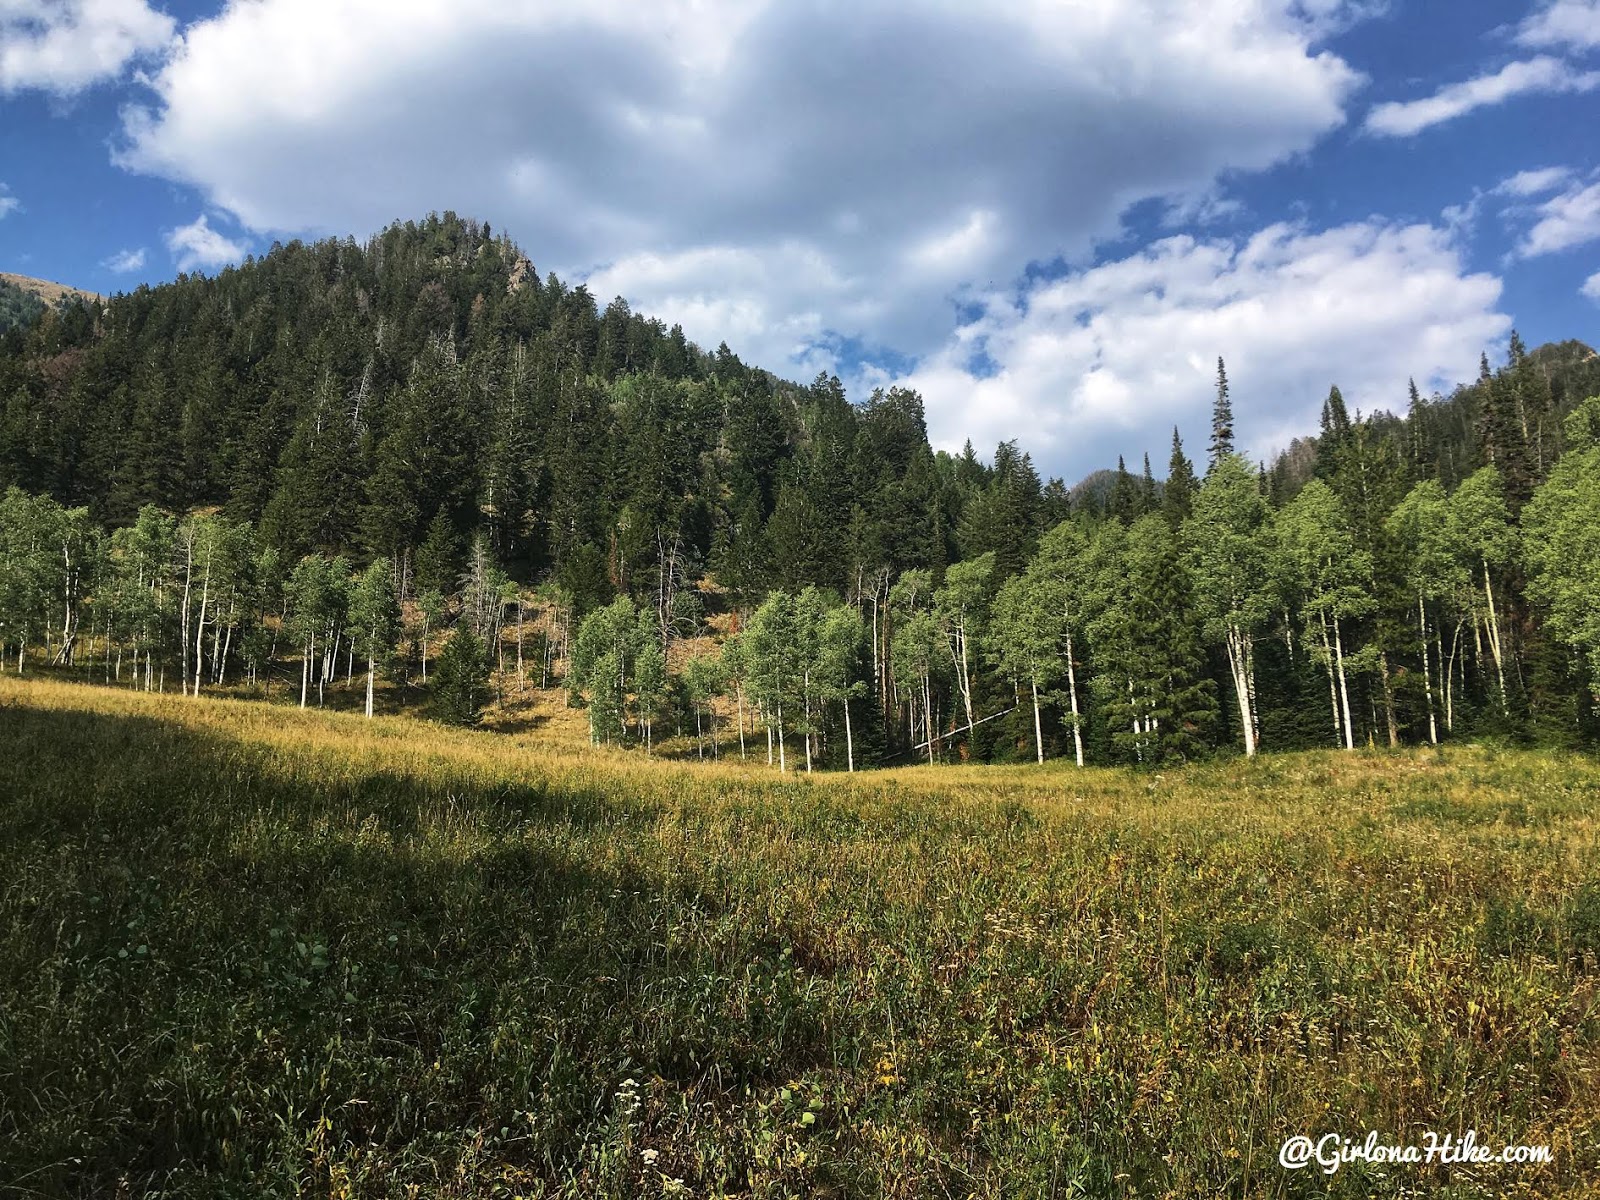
[{"xmin": 2, "ymin": 0, "xmax": 1599, "ymax": 481}]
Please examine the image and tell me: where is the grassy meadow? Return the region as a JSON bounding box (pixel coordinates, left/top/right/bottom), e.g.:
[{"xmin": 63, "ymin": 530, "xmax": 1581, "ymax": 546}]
[{"xmin": 1, "ymin": 675, "xmax": 1598, "ymax": 1198}]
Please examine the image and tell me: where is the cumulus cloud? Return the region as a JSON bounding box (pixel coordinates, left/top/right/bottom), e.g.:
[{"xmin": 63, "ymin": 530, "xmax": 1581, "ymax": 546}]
[
  {"xmin": 1517, "ymin": 0, "xmax": 1600, "ymax": 51},
  {"xmin": 101, "ymin": 246, "xmax": 146, "ymax": 271},
  {"xmin": 1497, "ymin": 166, "xmax": 1574, "ymax": 196},
  {"xmin": 0, "ymin": 185, "xmax": 17, "ymax": 219},
  {"xmin": 165, "ymin": 215, "xmax": 248, "ymax": 272},
  {"xmin": 1583, "ymin": 270, "xmax": 1600, "ymax": 301},
  {"xmin": 1518, "ymin": 178, "xmax": 1600, "ymax": 255},
  {"xmin": 117, "ymin": 0, "xmax": 1362, "ymax": 380},
  {"xmin": 0, "ymin": 0, "xmax": 175, "ymax": 95},
  {"xmin": 886, "ymin": 220, "xmax": 1508, "ymax": 476},
  {"xmin": 1364, "ymin": 56, "xmax": 1600, "ymax": 137}
]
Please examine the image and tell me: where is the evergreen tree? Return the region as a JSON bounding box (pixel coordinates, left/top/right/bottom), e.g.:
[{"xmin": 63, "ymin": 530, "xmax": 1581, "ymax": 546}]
[
  {"xmin": 434, "ymin": 625, "xmax": 490, "ymax": 726},
  {"xmin": 1208, "ymin": 357, "xmax": 1234, "ymax": 469},
  {"xmin": 1088, "ymin": 514, "xmax": 1216, "ymax": 765},
  {"xmin": 1109, "ymin": 455, "xmax": 1140, "ymax": 525},
  {"xmin": 1163, "ymin": 427, "xmax": 1197, "ymax": 526}
]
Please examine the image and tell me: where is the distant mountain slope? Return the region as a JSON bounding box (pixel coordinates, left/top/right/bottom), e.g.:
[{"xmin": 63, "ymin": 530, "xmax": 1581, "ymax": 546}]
[
  {"xmin": 0, "ymin": 271, "xmax": 100, "ymax": 307},
  {"xmin": 0, "ymin": 278, "xmax": 44, "ymax": 334},
  {"xmin": 0, "ymin": 272, "xmax": 100, "ymax": 336}
]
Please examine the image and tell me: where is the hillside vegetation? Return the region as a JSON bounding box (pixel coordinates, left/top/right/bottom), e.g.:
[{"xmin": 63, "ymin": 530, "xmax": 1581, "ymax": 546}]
[
  {"xmin": 0, "ymin": 272, "xmax": 100, "ymax": 335},
  {"xmin": 2, "ymin": 675, "xmax": 1597, "ymax": 1197},
  {"xmin": 3, "ymin": 213, "xmax": 1600, "ymax": 774}
]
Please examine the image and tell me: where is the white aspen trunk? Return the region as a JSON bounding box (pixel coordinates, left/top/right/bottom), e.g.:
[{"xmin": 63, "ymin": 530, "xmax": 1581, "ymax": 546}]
[
  {"xmin": 301, "ymin": 636, "xmax": 312, "ymax": 708},
  {"xmin": 803, "ymin": 676, "xmax": 812, "ymax": 773},
  {"xmin": 59, "ymin": 543, "xmax": 74, "ymax": 659},
  {"xmin": 516, "ymin": 602, "xmax": 524, "ymax": 692},
  {"xmin": 843, "ymin": 695, "xmax": 854, "ymax": 773},
  {"xmin": 420, "ymin": 615, "xmax": 429, "ymax": 682},
  {"xmin": 1418, "ymin": 592, "xmax": 1438, "ymax": 745},
  {"xmin": 869, "ymin": 597, "xmax": 879, "ymax": 697},
  {"xmin": 737, "ymin": 684, "xmax": 747, "ymax": 760},
  {"xmin": 957, "ymin": 626, "xmax": 976, "ymax": 732},
  {"xmin": 218, "ymin": 624, "xmax": 232, "ymax": 687},
  {"xmin": 180, "ymin": 536, "xmax": 193, "ymax": 695},
  {"xmin": 192, "ymin": 574, "xmax": 210, "ymax": 698},
  {"xmin": 766, "ymin": 715, "xmax": 773, "ymax": 766},
  {"xmin": 1333, "ymin": 616, "xmax": 1355, "ymax": 751},
  {"xmin": 1482, "ymin": 559, "xmax": 1508, "ymax": 714},
  {"xmin": 1379, "ymin": 650, "xmax": 1400, "ymax": 748},
  {"xmin": 923, "ymin": 673, "xmax": 935, "ymax": 765},
  {"xmin": 365, "ymin": 656, "xmax": 375, "ymax": 718},
  {"xmin": 347, "ymin": 640, "xmax": 355, "ymax": 685},
  {"xmin": 777, "ymin": 700, "xmax": 787, "ymax": 773},
  {"xmin": 1246, "ymin": 639, "xmax": 1260, "ymax": 747},
  {"xmin": 1030, "ymin": 677, "xmax": 1044, "ymax": 764},
  {"xmin": 1319, "ymin": 617, "xmax": 1341, "ymax": 746},
  {"xmin": 1064, "ymin": 628, "xmax": 1084, "ymax": 768},
  {"xmin": 1226, "ymin": 625, "xmax": 1257, "ymax": 757},
  {"xmin": 1445, "ymin": 619, "xmax": 1464, "ymax": 733}
]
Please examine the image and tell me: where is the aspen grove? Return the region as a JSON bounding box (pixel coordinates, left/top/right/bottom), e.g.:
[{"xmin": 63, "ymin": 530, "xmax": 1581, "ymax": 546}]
[{"xmin": 2, "ymin": 215, "xmax": 1599, "ymax": 765}]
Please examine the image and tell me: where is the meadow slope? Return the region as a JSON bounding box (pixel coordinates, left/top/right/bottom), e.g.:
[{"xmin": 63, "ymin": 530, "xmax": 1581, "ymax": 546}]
[{"xmin": 1, "ymin": 676, "xmax": 1597, "ymax": 1198}]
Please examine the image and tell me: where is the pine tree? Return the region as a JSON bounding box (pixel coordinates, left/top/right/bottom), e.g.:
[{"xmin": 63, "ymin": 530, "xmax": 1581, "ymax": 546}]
[
  {"xmin": 1164, "ymin": 427, "xmax": 1197, "ymax": 526},
  {"xmin": 1110, "ymin": 454, "xmax": 1140, "ymax": 525},
  {"xmin": 1089, "ymin": 514, "xmax": 1215, "ymax": 765},
  {"xmin": 1208, "ymin": 357, "xmax": 1234, "ymax": 470},
  {"xmin": 434, "ymin": 625, "xmax": 490, "ymax": 726}
]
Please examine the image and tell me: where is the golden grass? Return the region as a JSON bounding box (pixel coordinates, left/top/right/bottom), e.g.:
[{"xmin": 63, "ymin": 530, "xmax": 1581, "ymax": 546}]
[{"xmin": 1, "ymin": 674, "xmax": 1597, "ymax": 1197}]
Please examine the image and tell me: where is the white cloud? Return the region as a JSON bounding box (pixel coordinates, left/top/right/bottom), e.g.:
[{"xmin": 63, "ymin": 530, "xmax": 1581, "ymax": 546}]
[
  {"xmin": 887, "ymin": 219, "xmax": 1508, "ymax": 476},
  {"xmin": 101, "ymin": 246, "xmax": 146, "ymax": 272},
  {"xmin": 1582, "ymin": 270, "xmax": 1600, "ymax": 301},
  {"xmin": 0, "ymin": 0, "xmax": 175, "ymax": 95},
  {"xmin": 1519, "ymin": 178, "xmax": 1600, "ymax": 255},
  {"xmin": 1517, "ymin": 0, "xmax": 1600, "ymax": 51},
  {"xmin": 1497, "ymin": 166, "xmax": 1573, "ymax": 197},
  {"xmin": 0, "ymin": 185, "xmax": 17, "ymax": 219},
  {"xmin": 165, "ymin": 215, "xmax": 248, "ymax": 272},
  {"xmin": 117, "ymin": 0, "xmax": 1363, "ymax": 390},
  {"xmin": 1364, "ymin": 56, "xmax": 1600, "ymax": 137},
  {"xmin": 585, "ymin": 243, "xmax": 850, "ymax": 376}
]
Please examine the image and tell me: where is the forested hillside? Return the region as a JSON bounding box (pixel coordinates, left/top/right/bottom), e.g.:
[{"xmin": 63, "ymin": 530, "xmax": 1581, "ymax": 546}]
[
  {"xmin": 0, "ymin": 276, "xmax": 46, "ymax": 335},
  {"xmin": 2, "ymin": 211, "xmax": 1598, "ymax": 766}
]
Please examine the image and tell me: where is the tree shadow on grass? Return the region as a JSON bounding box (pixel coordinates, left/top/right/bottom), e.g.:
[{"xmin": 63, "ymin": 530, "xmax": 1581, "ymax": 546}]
[{"xmin": 0, "ymin": 702, "xmax": 836, "ymax": 1198}]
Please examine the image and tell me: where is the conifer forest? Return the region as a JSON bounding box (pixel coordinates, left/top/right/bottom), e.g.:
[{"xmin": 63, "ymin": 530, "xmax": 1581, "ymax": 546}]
[{"xmin": 2, "ymin": 213, "xmax": 1599, "ymax": 767}]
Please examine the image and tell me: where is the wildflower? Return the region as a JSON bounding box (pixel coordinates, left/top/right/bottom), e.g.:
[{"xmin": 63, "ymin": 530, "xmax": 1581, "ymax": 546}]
[{"xmin": 641, "ymin": 1148, "xmax": 659, "ymax": 1165}]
